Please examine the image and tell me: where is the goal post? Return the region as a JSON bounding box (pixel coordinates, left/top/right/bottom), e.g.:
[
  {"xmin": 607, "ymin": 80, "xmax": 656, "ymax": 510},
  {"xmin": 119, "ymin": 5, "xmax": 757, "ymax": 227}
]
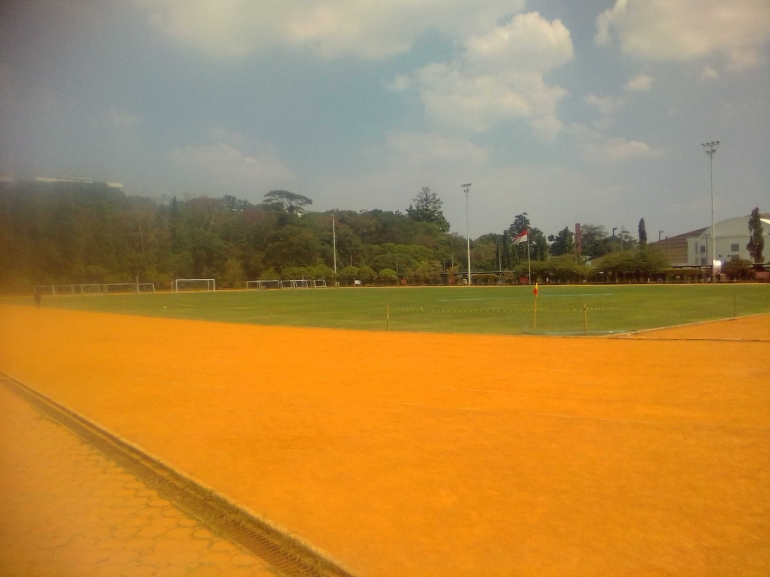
[
  {"xmin": 102, "ymin": 283, "xmax": 139, "ymax": 294},
  {"xmin": 174, "ymin": 278, "xmax": 216, "ymax": 292},
  {"xmin": 137, "ymin": 283, "xmax": 156, "ymax": 293},
  {"xmin": 246, "ymin": 280, "xmax": 281, "ymax": 290},
  {"xmin": 313, "ymin": 279, "xmax": 327, "ymax": 288}
]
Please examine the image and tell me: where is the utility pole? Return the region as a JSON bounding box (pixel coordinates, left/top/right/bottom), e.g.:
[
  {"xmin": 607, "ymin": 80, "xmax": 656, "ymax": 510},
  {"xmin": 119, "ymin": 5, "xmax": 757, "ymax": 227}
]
[
  {"xmin": 702, "ymin": 140, "xmax": 720, "ymax": 281},
  {"xmin": 462, "ymin": 183, "xmax": 472, "ymax": 286},
  {"xmin": 612, "ymin": 227, "xmax": 618, "ymax": 251},
  {"xmin": 658, "ymin": 230, "xmax": 663, "ymax": 243}
]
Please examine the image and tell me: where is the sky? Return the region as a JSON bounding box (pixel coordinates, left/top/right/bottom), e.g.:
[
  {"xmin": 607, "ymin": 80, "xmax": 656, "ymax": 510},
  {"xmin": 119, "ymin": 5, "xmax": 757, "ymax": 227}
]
[{"xmin": 1, "ymin": 0, "xmax": 769, "ymax": 239}]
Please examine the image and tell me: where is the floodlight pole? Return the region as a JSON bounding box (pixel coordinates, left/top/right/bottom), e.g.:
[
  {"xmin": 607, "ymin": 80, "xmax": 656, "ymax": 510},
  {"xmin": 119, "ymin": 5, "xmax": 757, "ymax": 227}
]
[
  {"xmin": 702, "ymin": 140, "xmax": 720, "ymax": 281},
  {"xmin": 462, "ymin": 184, "xmax": 472, "ymax": 286},
  {"xmin": 332, "ymin": 213, "xmax": 337, "ymax": 285}
]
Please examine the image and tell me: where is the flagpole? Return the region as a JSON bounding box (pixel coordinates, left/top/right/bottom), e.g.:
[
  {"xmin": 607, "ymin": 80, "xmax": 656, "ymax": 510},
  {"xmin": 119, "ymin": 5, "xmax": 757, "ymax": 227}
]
[{"xmin": 527, "ymin": 227, "xmax": 531, "ymax": 285}]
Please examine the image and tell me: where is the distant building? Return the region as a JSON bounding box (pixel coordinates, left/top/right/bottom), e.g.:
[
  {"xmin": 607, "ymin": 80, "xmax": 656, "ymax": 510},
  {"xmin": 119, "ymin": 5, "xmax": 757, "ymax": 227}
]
[
  {"xmin": 35, "ymin": 176, "xmax": 123, "ymax": 188},
  {"xmin": 648, "ymin": 227, "xmax": 706, "ymax": 266},
  {"xmin": 686, "ymin": 215, "xmax": 770, "ymax": 266}
]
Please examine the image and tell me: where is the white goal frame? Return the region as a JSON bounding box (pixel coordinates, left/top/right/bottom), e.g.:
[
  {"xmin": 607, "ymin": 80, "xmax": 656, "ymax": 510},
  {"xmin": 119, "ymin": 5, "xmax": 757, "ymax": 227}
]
[
  {"xmin": 137, "ymin": 283, "xmax": 156, "ymax": 293},
  {"xmin": 174, "ymin": 278, "xmax": 216, "ymax": 292},
  {"xmin": 102, "ymin": 283, "xmax": 139, "ymax": 294},
  {"xmin": 246, "ymin": 280, "xmax": 281, "ymax": 290},
  {"xmin": 313, "ymin": 279, "xmax": 327, "ymax": 288}
]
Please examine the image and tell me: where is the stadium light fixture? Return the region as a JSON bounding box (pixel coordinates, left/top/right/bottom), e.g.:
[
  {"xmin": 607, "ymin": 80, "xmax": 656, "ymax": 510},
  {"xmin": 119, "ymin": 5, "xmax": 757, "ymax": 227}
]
[
  {"xmin": 462, "ymin": 184, "xmax": 472, "ymax": 285},
  {"xmin": 702, "ymin": 140, "xmax": 720, "ymax": 281}
]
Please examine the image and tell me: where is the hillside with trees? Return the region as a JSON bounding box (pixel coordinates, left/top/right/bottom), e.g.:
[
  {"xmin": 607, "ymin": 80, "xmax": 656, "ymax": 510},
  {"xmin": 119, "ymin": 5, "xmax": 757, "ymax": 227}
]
[{"xmin": 0, "ymin": 180, "xmax": 665, "ymax": 291}]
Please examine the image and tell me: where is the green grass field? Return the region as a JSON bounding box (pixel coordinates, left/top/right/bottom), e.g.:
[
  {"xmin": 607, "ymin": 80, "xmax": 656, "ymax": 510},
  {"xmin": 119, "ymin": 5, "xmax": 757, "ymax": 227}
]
[{"xmin": 9, "ymin": 284, "xmax": 770, "ymax": 335}]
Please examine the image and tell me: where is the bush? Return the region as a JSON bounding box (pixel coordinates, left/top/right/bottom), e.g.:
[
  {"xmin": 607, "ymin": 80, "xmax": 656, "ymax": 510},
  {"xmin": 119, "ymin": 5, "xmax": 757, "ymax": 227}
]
[
  {"xmin": 378, "ymin": 268, "xmax": 398, "ymax": 284},
  {"xmin": 339, "ymin": 265, "xmax": 359, "ymax": 285},
  {"xmin": 358, "ymin": 265, "xmax": 376, "ymax": 284}
]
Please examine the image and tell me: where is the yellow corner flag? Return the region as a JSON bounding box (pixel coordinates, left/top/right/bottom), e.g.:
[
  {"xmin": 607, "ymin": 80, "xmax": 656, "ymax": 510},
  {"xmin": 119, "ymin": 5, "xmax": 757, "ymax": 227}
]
[{"xmin": 533, "ymin": 282, "xmax": 539, "ymax": 297}]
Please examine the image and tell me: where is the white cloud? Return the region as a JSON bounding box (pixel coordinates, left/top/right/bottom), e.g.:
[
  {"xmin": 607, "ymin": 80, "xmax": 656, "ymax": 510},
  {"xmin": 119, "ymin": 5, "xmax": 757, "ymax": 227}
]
[
  {"xmin": 571, "ymin": 124, "xmax": 660, "ymax": 164},
  {"xmin": 585, "ymin": 94, "xmax": 625, "ymax": 130},
  {"xmin": 585, "ymin": 94, "xmax": 624, "ymax": 117},
  {"xmin": 624, "ymin": 73, "xmax": 653, "ymax": 92},
  {"xmin": 168, "ymin": 131, "xmax": 295, "ymax": 191},
  {"xmin": 137, "ymin": 0, "xmax": 525, "ymax": 59},
  {"xmin": 411, "ymin": 12, "xmax": 573, "ymax": 139},
  {"xmin": 701, "ymin": 65, "xmax": 719, "ymax": 80},
  {"xmin": 386, "ymin": 131, "xmax": 490, "ymax": 169},
  {"xmin": 595, "ymin": 0, "xmax": 770, "ymax": 69},
  {"xmin": 464, "ymin": 11, "xmax": 574, "ymax": 74},
  {"xmin": 385, "ymin": 75, "xmax": 411, "ymax": 92},
  {"xmin": 102, "ymin": 107, "xmax": 142, "ymax": 128}
]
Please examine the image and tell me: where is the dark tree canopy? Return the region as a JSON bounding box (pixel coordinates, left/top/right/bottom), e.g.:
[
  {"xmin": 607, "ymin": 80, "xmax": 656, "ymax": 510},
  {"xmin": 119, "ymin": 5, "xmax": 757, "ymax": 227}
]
[
  {"xmin": 747, "ymin": 207, "xmax": 765, "ymax": 263},
  {"xmin": 638, "ymin": 218, "xmax": 647, "ymax": 246},
  {"xmin": 548, "ymin": 227, "xmax": 575, "ymax": 256},
  {"xmin": 263, "ymin": 190, "xmax": 312, "ymax": 215},
  {"xmin": 406, "ymin": 187, "xmax": 450, "ymax": 232}
]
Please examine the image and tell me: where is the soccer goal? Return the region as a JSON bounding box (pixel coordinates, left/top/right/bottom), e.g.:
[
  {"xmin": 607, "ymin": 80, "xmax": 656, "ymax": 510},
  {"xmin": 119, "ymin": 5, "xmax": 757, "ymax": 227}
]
[
  {"xmin": 51, "ymin": 284, "xmax": 76, "ymax": 295},
  {"xmin": 174, "ymin": 278, "xmax": 216, "ymax": 292},
  {"xmin": 77, "ymin": 283, "xmax": 103, "ymax": 294},
  {"xmin": 137, "ymin": 283, "xmax": 156, "ymax": 293},
  {"xmin": 34, "ymin": 285, "xmax": 56, "ymax": 295},
  {"xmin": 293, "ymin": 279, "xmax": 310, "ymax": 289},
  {"xmin": 313, "ymin": 279, "xmax": 327, "ymax": 288},
  {"xmin": 102, "ymin": 283, "xmax": 139, "ymax": 294},
  {"xmin": 246, "ymin": 280, "xmax": 281, "ymax": 290}
]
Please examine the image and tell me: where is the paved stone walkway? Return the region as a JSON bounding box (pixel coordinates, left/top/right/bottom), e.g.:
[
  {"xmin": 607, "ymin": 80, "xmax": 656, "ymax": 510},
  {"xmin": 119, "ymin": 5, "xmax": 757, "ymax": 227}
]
[{"xmin": 0, "ymin": 385, "xmax": 280, "ymax": 577}]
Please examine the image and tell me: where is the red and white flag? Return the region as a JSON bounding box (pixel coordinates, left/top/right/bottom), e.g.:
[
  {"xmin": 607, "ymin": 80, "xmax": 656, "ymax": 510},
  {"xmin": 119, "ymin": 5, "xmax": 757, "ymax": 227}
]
[{"xmin": 512, "ymin": 230, "xmax": 528, "ymax": 244}]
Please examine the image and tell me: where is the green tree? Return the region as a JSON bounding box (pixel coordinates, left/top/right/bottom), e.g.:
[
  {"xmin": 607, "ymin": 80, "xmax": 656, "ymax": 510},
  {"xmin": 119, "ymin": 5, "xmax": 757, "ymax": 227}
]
[
  {"xmin": 263, "ymin": 190, "xmax": 312, "ymax": 215},
  {"xmin": 357, "ymin": 265, "xmax": 377, "ymax": 284},
  {"xmin": 339, "ymin": 265, "xmax": 359, "ymax": 284},
  {"xmin": 223, "ymin": 257, "xmax": 244, "ymax": 287},
  {"xmin": 747, "ymin": 207, "xmax": 765, "ymax": 263},
  {"xmin": 638, "ymin": 218, "xmax": 647, "ymax": 246},
  {"xmin": 580, "ymin": 224, "xmax": 609, "ymax": 258},
  {"xmin": 549, "ymin": 227, "xmax": 574, "ymax": 256},
  {"xmin": 406, "ymin": 187, "xmax": 450, "ymax": 232},
  {"xmin": 378, "ymin": 268, "xmax": 398, "ymax": 284}
]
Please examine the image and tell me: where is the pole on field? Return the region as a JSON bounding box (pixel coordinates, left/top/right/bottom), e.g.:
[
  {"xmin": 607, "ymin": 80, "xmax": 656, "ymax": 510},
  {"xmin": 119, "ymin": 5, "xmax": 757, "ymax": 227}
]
[
  {"xmin": 583, "ymin": 303, "xmax": 588, "ymax": 336},
  {"xmin": 533, "ymin": 298, "xmax": 537, "ymax": 331},
  {"xmin": 332, "ymin": 213, "xmax": 337, "ymax": 286},
  {"xmin": 702, "ymin": 140, "xmax": 720, "ymax": 281},
  {"xmin": 527, "ymin": 228, "xmax": 532, "ymax": 285},
  {"xmin": 462, "ymin": 183, "xmax": 472, "ymax": 286},
  {"xmin": 733, "ymin": 294, "xmax": 736, "ymax": 318},
  {"xmin": 386, "ymin": 304, "xmax": 390, "ymax": 331}
]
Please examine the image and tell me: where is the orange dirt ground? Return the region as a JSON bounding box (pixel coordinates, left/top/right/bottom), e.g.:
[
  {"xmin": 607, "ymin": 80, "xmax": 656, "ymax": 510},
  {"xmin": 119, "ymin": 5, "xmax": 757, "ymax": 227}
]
[
  {"xmin": 1, "ymin": 305, "xmax": 769, "ymax": 576},
  {"xmin": 627, "ymin": 313, "xmax": 770, "ymax": 340}
]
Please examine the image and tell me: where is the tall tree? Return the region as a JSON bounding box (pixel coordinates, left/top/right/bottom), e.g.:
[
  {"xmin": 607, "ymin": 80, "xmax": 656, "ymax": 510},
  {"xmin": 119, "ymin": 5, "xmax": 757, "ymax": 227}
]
[
  {"xmin": 406, "ymin": 187, "xmax": 450, "ymax": 232},
  {"xmin": 747, "ymin": 207, "xmax": 765, "ymax": 263},
  {"xmin": 638, "ymin": 218, "xmax": 647, "ymax": 246},
  {"xmin": 580, "ymin": 224, "xmax": 609, "ymax": 258},
  {"xmin": 263, "ymin": 190, "xmax": 312, "ymax": 215},
  {"xmin": 507, "ymin": 213, "xmax": 530, "ymax": 263},
  {"xmin": 548, "ymin": 227, "xmax": 574, "ymax": 257}
]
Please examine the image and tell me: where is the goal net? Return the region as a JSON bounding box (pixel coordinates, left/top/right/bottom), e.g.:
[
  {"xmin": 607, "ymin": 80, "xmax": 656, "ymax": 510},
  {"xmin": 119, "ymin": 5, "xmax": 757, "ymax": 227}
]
[
  {"xmin": 77, "ymin": 284, "xmax": 103, "ymax": 294},
  {"xmin": 103, "ymin": 283, "xmax": 139, "ymax": 294},
  {"xmin": 246, "ymin": 280, "xmax": 281, "ymax": 290},
  {"xmin": 137, "ymin": 283, "xmax": 156, "ymax": 293},
  {"xmin": 174, "ymin": 278, "xmax": 216, "ymax": 292},
  {"xmin": 313, "ymin": 279, "xmax": 327, "ymax": 288}
]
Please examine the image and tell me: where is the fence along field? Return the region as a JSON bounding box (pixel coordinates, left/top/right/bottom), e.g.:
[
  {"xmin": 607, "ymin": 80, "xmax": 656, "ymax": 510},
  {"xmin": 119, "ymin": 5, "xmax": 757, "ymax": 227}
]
[{"xmin": 11, "ymin": 284, "xmax": 770, "ymax": 336}]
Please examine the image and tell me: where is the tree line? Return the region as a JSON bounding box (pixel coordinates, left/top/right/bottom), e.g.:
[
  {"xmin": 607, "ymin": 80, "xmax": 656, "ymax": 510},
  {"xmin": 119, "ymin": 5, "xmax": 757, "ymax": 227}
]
[{"xmin": 5, "ymin": 180, "xmax": 752, "ymax": 292}]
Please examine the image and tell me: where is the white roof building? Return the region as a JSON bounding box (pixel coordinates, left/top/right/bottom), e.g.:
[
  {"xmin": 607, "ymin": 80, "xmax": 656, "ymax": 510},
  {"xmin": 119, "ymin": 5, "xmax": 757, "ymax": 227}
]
[{"xmin": 687, "ymin": 215, "xmax": 770, "ymax": 266}]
